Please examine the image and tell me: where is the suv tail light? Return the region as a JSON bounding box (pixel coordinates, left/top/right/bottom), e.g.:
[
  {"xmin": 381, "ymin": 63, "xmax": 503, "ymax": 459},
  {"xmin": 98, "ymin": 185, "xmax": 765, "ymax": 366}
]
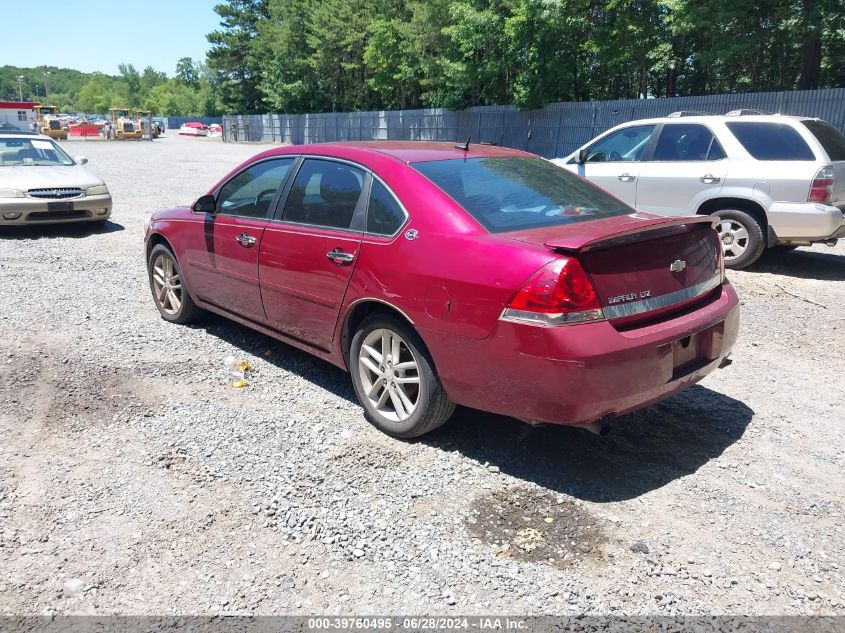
[
  {"xmin": 501, "ymin": 257, "xmax": 605, "ymax": 326},
  {"xmin": 808, "ymin": 165, "xmax": 834, "ymax": 203}
]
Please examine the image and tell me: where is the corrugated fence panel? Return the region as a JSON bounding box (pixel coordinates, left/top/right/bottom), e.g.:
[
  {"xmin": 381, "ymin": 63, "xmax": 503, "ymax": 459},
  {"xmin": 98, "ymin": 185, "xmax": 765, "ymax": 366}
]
[{"xmin": 222, "ymin": 88, "xmax": 845, "ymax": 157}]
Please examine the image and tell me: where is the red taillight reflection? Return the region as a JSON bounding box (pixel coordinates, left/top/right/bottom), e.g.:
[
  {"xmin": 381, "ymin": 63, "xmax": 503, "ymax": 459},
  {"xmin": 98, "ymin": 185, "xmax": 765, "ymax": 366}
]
[{"xmin": 508, "ymin": 257, "xmax": 600, "ymax": 313}]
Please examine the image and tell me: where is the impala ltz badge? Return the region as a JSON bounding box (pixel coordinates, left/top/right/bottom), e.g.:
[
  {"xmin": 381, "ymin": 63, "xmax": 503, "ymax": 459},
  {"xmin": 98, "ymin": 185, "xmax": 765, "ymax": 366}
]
[
  {"xmin": 607, "ymin": 290, "xmax": 651, "ymax": 305},
  {"xmin": 670, "ymin": 259, "xmax": 687, "ymax": 272}
]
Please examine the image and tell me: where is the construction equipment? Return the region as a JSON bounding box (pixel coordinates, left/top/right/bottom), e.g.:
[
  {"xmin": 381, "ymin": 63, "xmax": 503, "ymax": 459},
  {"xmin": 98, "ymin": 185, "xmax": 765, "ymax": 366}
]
[
  {"xmin": 109, "ymin": 108, "xmax": 143, "ymax": 140},
  {"xmin": 33, "ymin": 105, "xmax": 68, "ymax": 140},
  {"xmin": 134, "ymin": 110, "xmax": 159, "ymax": 139}
]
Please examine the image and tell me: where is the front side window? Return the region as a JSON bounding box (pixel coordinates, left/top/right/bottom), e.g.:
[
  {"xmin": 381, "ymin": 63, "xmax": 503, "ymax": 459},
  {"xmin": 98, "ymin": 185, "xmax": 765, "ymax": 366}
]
[
  {"xmin": 726, "ymin": 122, "xmax": 815, "ymax": 161},
  {"xmin": 412, "ymin": 157, "xmax": 633, "ymax": 233},
  {"xmin": 216, "ymin": 158, "xmax": 295, "ymax": 219},
  {"xmin": 282, "ymin": 159, "xmax": 365, "ymax": 230},
  {"xmin": 583, "ymin": 125, "xmax": 656, "ymax": 163},
  {"xmin": 367, "ymin": 181, "xmax": 406, "ymax": 235},
  {"xmin": 652, "ymin": 124, "xmax": 725, "ymax": 161}
]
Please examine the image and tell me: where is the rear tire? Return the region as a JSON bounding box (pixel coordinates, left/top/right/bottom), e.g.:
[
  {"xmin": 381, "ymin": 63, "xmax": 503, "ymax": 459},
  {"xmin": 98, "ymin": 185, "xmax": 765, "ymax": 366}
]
[
  {"xmin": 350, "ymin": 314, "xmax": 455, "ymax": 438},
  {"xmin": 713, "ymin": 209, "xmax": 765, "ymax": 269},
  {"xmin": 147, "ymin": 244, "xmax": 202, "ymax": 324}
]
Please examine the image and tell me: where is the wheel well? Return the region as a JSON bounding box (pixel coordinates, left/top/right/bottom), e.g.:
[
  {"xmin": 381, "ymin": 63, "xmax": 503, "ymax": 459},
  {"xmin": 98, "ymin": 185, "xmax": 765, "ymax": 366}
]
[
  {"xmin": 697, "ymin": 197, "xmax": 768, "ymax": 232},
  {"xmin": 146, "ymin": 232, "xmax": 173, "ymax": 260},
  {"xmin": 341, "ymin": 301, "xmax": 416, "ymax": 368}
]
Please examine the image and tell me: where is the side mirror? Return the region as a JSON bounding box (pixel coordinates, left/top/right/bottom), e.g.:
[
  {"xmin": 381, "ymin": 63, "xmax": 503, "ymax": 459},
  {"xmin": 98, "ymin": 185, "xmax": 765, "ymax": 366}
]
[
  {"xmin": 577, "ymin": 148, "xmax": 588, "ymax": 164},
  {"xmin": 76, "ymin": 156, "xmax": 88, "ymax": 165},
  {"xmin": 193, "ymin": 194, "xmax": 217, "ymax": 213}
]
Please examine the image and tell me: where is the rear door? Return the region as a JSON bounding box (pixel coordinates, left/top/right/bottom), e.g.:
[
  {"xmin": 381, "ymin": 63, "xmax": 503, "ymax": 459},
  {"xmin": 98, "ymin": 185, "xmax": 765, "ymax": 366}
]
[
  {"xmin": 635, "ymin": 123, "xmax": 728, "ymax": 216},
  {"xmin": 184, "ymin": 157, "xmax": 297, "ymax": 322},
  {"xmin": 574, "ymin": 124, "xmax": 657, "ymax": 206},
  {"xmin": 259, "ymin": 158, "xmax": 367, "ymax": 350}
]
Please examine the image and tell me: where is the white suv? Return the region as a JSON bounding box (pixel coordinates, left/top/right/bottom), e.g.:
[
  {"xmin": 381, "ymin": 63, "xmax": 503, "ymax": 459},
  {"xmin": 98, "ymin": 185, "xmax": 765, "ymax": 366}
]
[{"xmin": 553, "ymin": 111, "xmax": 845, "ymax": 268}]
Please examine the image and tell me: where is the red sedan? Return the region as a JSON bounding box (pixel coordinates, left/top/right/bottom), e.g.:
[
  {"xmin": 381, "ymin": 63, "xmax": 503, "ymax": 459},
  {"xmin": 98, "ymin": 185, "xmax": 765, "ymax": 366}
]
[{"xmin": 144, "ymin": 141, "xmax": 739, "ymax": 438}]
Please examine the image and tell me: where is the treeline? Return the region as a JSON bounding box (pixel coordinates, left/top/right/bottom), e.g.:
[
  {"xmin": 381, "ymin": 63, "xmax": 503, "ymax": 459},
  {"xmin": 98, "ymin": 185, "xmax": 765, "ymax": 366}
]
[
  {"xmin": 206, "ymin": 0, "xmax": 845, "ymax": 114},
  {"xmin": 0, "ymin": 59, "xmax": 222, "ymax": 116}
]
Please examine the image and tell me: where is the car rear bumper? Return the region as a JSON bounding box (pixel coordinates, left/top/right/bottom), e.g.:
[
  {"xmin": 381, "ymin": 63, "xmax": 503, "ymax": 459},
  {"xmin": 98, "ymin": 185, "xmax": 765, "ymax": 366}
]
[
  {"xmin": 0, "ymin": 194, "xmax": 112, "ymax": 224},
  {"xmin": 768, "ymin": 202, "xmax": 845, "ymax": 241},
  {"xmin": 423, "ymin": 282, "xmax": 740, "ymax": 426}
]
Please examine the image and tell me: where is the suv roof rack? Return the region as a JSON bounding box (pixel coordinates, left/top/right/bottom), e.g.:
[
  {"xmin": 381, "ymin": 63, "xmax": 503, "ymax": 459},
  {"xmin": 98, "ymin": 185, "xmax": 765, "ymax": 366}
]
[
  {"xmin": 725, "ymin": 109, "xmax": 772, "ymax": 116},
  {"xmin": 666, "ymin": 110, "xmax": 714, "ymax": 118}
]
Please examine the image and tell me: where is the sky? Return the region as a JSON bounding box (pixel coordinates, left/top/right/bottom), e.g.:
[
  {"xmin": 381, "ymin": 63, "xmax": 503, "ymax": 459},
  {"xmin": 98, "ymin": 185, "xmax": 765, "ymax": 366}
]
[{"xmin": 1, "ymin": 0, "xmax": 222, "ymax": 76}]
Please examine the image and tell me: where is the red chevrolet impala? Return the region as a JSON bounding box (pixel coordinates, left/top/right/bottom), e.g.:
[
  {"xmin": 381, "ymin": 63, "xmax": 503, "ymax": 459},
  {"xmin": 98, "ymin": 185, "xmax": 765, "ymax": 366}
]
[{"xmin": 144, "ymin": 141, "xmax": 739, "ymax": 438}]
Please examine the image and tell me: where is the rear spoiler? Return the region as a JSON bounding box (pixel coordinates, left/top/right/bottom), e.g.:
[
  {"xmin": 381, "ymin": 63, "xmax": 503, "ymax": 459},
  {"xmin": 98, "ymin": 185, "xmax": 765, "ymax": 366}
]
[{"xmin": 543, "ymin": 215, "xmax": 718, "ymax": 253}]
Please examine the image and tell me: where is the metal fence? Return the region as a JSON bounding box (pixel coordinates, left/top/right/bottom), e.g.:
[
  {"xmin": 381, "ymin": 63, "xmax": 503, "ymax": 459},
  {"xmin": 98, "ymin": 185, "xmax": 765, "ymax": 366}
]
[{"xmin": 222, "ymin": 88, "xmax": 845, "ymax": 158}]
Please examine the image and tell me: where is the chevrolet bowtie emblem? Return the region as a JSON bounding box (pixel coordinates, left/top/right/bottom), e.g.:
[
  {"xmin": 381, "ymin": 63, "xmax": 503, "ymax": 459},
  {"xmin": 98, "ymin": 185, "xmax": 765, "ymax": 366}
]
[{"xmin": 670, "ymin": 259, "xmax": 687, "ymax": 272}]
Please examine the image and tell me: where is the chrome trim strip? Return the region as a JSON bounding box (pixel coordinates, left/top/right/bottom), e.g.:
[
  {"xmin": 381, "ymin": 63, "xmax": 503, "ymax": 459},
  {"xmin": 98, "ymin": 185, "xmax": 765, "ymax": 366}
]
[
  {"xmin": 602, "ymin": 274, "xmax": 721, "ymax": 319},
  {"xmin": 500, "ymin": 307, "xmax": 606, "ymax": 327}
]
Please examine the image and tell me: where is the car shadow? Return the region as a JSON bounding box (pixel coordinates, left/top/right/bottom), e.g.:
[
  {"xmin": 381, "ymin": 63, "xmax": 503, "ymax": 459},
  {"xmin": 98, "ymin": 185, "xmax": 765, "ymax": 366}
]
[
  {"xmin": 423, "ymin": 386, "xmax": 753, "ymax": 502},
  {"xmin": 196, "ymin": 314, "xmax": 753, "ymax": 503},
  {"xmin": 748, "ymin": 248, "xmax": 845, "ymax": 281},
  {"xmin": 0, "ymin": 220, "xmax": 125, "ymax": 240}
]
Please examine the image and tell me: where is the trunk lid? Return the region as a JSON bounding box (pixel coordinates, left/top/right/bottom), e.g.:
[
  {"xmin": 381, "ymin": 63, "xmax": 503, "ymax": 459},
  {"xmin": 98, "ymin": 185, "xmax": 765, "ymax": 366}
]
[{"xmin": 503, "ymin": 213, "xmax": 722, "ymax": 323}]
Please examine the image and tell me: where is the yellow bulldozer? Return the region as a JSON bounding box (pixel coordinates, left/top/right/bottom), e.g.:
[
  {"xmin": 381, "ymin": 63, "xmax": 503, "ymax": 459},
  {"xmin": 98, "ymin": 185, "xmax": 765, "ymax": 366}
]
[
  {"xmin": 134, "ymin": 110, "xmax": 159, "ymax": 139},
  {"xmin": 34, "ymin": 105, "xmax": 68, "ymax": 140},
  {"xmin": 109, "ymin": 108, "xmax": 143, "ymax": 140}
]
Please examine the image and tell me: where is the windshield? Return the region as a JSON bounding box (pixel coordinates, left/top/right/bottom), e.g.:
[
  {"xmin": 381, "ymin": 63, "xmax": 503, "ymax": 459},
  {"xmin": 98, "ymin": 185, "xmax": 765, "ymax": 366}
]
[
  {"xmin": 412, "ymin": 157, "xmax": 633, "ymax": 233},
  {"xmin": 0, "ymin": 137, "xmax": 75, "ymax": 166}
]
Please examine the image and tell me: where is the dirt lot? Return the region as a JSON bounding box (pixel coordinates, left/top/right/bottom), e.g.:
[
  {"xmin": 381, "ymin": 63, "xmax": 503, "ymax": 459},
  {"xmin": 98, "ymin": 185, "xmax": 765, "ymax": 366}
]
[{"xmin": 0, "ymin": 134, "xmax": 843, "ymax": 617}]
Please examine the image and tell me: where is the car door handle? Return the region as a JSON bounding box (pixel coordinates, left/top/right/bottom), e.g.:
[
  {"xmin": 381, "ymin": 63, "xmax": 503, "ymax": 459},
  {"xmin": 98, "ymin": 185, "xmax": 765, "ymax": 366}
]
[
  {"xmin": 235, "ymin": 232, "xmax": 257, "ymax": 247},
  {"xmin": 618, "ymin": 173, "xmax": 636, "ymax": 182},
  {"xmin": 327, "ymin": 249, "xmax": 355, "ymax": 264},
  {"xmin": 700, "ymin": 174, "xmax": 721, "ymax": 184}
]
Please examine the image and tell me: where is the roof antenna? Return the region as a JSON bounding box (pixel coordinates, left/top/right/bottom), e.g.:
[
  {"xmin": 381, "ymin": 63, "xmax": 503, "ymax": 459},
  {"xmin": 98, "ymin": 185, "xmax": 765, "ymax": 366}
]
[{"xmin": 454, "ymin": 136, "xmax": 471, "ymax": 151}]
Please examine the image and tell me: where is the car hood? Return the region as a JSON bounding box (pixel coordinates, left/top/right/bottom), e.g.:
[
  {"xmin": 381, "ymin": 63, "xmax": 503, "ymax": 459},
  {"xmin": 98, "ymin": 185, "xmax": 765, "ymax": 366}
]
[{"xmin": 0, "ymin": 165, "xmax": 105, "ymax": 191}]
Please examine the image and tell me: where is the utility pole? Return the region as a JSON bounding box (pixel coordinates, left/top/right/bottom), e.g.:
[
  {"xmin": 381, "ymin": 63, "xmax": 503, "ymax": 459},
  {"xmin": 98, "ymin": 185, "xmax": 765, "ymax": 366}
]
[
  {"xmin": 16, "ymin": 76, "xmax": 24, "ymax": 101},
  {"xmin": 43, "ymin": 71, "xmax": 51, "ymax": 101}
]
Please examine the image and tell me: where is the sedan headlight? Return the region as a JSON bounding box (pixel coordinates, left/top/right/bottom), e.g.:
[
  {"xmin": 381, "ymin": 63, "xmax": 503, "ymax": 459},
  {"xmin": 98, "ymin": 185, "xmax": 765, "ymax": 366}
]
[
  {"xmin": 0, "ymin": 188, "xmax": 24, "ymax": 198},
  {"xmin": 86, "ymin": 184, "xmax": 110, "ymax": 196}
]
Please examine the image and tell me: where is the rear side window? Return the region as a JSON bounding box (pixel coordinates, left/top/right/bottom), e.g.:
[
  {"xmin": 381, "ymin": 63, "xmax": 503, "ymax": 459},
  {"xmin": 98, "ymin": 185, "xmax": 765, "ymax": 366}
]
[
  {"xmin": 726, "ymin": 122, "xmax": 816, "ymax": 161},
  {"xmin": 652, "ymin": 124, "xmax": 724, "ymax": 161},
  {"xmin": 801, "ymin": 120, "xmax": 845, "ymax": 161},
  {"xmin": 282, "ymin": 159, "xmax": 365, "ymax": 229},
  {"xmin": 367, "ymin": 181, "xmax": 406, "ymax": 235},
  {"xmin": 412, "ymin": 157, "xmax": 633, "ymax": 233}
]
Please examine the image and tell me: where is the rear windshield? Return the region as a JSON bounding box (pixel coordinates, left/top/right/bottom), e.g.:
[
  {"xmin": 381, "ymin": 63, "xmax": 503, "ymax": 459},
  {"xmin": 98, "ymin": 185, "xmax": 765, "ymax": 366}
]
[
  {"xmin": 411, "ymin": 157, "xmax": 633, "ymax": 233},
  {"xmin": 801, "ymin": 120, "xmax": 845, "ymax": 162},
  {"xmin": 725, "ymin": 122, "xmax": 815, "ymax": 161}
]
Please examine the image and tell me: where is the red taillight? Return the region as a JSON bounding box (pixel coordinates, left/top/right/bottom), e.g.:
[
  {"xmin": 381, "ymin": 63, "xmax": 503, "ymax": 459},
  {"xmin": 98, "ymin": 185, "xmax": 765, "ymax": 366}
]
[
  {"xmin": 809, "ymin": 165, "xmax": 834, "ymax": 203},
  {"xmin": 508, "ymin": 257, "xmax": 601, "ymax": 314}
]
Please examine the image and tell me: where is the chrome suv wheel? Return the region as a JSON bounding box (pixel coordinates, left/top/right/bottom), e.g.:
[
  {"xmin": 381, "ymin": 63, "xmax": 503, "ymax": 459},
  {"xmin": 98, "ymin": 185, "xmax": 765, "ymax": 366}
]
[
  {"xmin": 714, "ymin": 208, "xmax": 765, "ymax": 269},
  {"xmin": 350, "ymin": 314, "xmax": 455, "ymax": 438}
]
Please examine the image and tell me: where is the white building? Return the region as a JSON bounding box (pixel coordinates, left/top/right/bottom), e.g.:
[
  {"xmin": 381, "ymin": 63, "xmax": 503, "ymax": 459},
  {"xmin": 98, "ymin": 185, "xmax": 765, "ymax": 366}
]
[{"xmin": 0, "ymin": 101, "xmax": 39, "ymax": 131}]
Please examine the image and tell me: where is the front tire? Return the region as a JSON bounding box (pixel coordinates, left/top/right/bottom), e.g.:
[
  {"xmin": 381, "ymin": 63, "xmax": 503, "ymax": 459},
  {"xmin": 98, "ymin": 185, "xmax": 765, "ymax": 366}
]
[
  {"xmin": 714, "ymin": 209, "xmax": 765, "ymax": 269},
  {"xmin": 350, "ymin": 314, "xmax": 455, "ymax": 438},
  {"xmin": 147, "ymin": 244, "xmax": 202, "ymax": 324}
]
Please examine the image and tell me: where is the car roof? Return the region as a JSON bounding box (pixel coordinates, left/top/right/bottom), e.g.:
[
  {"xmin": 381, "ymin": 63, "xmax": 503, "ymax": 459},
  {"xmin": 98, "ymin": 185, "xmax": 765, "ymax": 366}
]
[
  {"xmin": 613, "ymin": 114, "xmax": 815, "ymax": 127},
  {"xmin": 0, "ymin": 131, "xmax": 51, "ymax": 139},
  {"xmin": 257, "ymin": 140, "xmax": 535, "ymax": 164}
]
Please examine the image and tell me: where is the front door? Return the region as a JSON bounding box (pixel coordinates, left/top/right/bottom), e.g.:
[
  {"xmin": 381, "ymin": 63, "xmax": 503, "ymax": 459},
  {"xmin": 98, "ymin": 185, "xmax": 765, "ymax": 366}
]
[
  {"xmin": 184, "ymin": 157, "xmax": 297, "ymax": 322},
  {"xmin": 576, "ymin": 124, "xmax": 657, "ymax": 206},
  {"xmin": 259, "ymin": 158, "xmax": 367, "ymax": 350}
]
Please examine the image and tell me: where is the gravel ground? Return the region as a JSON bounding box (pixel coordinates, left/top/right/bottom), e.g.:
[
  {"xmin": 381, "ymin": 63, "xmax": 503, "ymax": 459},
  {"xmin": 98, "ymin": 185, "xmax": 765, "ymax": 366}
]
[{"xmin": 0, "ymin": 133, "xmax": 843, "ymax": 617}]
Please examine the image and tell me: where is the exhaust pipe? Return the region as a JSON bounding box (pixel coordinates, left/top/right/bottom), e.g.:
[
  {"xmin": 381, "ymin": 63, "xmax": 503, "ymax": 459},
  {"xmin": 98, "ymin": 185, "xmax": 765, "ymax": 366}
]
[
  {"xmin": 578, "ymin": 418, "xmax": 612, "ymax": 436},
  {"xmin": 825, "ymin": 239, "xmax": 838, "ymax": 247}
]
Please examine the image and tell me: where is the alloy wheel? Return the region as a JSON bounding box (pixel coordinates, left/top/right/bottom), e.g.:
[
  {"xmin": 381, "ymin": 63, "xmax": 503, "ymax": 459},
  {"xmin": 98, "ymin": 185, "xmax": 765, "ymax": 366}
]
[
  {"xmin": 717, "ymin": 218, "xmax": 748, "ymax": 262},
  {"xmin": 151, "ymin": 253, "xmax": 182, "ymax": 315},
  {"xmin": 358, "ymin": 328, "xmax": 421, "ymax": 422}
]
